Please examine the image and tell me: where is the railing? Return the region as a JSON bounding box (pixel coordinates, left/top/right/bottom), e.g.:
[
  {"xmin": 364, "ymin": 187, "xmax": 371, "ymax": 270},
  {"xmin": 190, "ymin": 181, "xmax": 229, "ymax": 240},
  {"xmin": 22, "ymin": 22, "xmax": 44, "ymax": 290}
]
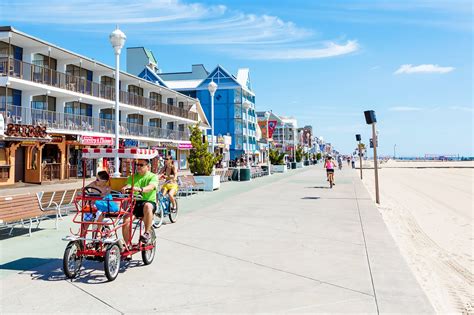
[
  {"xmin": 42, "ymin": 163, "xmax": 61, "ymax": 181},
  {"xmin": 0, "ymin": 57, "xmax": 199, "ymax": 121},
  {"xmin": 2, "ymin": 103, "xmax": 191, "ymax": 141}
]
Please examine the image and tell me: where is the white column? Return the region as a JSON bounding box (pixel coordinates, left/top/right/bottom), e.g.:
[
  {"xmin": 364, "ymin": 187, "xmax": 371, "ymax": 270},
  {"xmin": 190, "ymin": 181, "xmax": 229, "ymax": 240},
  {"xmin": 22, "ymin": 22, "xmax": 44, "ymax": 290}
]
[
  {"xmin": 92, "ymin": 106, "xmax": 100, "ymax": 132},
  {"xmin": 21, "ymin": 91, "xmax": 34, "ymax": 124}
]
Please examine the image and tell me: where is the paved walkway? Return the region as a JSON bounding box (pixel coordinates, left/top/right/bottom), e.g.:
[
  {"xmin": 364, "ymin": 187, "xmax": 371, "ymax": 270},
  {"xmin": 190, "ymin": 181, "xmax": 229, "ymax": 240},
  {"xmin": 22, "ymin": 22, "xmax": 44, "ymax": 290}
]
[{"xmin": 0, "ymin": 166, "xmax": 433, "ymax": 313}]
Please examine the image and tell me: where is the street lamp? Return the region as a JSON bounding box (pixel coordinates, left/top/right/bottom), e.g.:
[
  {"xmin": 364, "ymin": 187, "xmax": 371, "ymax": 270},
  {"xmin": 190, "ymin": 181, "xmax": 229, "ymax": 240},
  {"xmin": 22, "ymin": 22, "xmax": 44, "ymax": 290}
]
[
  {"xmin": 243, "ymin": 101, "xmax": 251, "ymax": 167},
  {"xmin": 265, "ymin": 111, "xmax": 271, "ymax": 175},
  {"xmin": 109, "ymin": 26, "xmax": 126, "ymax": 177},
  {"xmin": 355, "ymin": 134, "xmax": 363, "ymax": 179},
  {"xmin": 364, "ymin": 110, "xmax": 380, "ymax": 204},
  {"xmin": 393, "ymin": 144, "xmax": 397, "ymax": 159},
  {"xmin": 207, "ymin": 81, "xmax": 217, "ymax": 154}
]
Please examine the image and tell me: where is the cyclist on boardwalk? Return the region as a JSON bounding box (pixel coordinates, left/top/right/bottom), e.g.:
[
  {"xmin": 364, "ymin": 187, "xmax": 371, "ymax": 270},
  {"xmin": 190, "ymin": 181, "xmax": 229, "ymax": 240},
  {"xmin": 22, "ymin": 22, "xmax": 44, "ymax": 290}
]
[
  {"xmin": 121, "ymin": 159, "xmax": 158, "ymax": 244},
  {"xmin": 325, "ymin": 156, "xmax": 337, "ymax": 186},
  {"xmin": 158, "ymin": 154, "xmax": 178, "ymax": 211}
]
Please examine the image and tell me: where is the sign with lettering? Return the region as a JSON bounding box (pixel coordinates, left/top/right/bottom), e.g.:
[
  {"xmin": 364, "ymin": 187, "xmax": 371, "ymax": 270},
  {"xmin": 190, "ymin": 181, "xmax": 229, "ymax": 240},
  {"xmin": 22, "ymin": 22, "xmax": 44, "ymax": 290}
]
[
  {"xmin": 120, "ymin": 139, "xmax": 138, "ymax": 148},
  {"xmin": 268, "ymin": 120, "xmax": 277, "ymax": 139},
  {"xmin": 258, "ymin": 121, "xmax": 268, "ymax": 139},
  {"xmin": 51, "ymin": 136, "xmax": 64, "ymax": 143},
  {"xmin": 5, "ymin": 124, "xmax": 47, "ymax": 138},
  {"xmin": 178, "ymin": 143, "xmax": 192, "ymax": 149},
  {"xmin": 80, "ymin": 136, "xmax": 113, "ymax": 146}
]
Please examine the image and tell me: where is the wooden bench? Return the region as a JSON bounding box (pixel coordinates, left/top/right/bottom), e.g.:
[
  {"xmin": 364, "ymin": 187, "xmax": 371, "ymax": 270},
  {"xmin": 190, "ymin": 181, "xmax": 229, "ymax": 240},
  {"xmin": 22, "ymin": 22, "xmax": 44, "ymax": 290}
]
[{"xmin": 0, "ymin": 193, "xmax": 59, "ymax": 236}]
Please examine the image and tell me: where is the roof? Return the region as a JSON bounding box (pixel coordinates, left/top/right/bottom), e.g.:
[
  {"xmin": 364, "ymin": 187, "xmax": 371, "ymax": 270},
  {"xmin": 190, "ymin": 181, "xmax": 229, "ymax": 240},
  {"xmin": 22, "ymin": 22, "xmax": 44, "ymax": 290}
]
[
  {"xmin": 162, "ymin": 79, "xmax": 203, "ymax": 90},
  {"xmin": 236, "ymin": 68, "xmax": 251, "ymax": 90}
]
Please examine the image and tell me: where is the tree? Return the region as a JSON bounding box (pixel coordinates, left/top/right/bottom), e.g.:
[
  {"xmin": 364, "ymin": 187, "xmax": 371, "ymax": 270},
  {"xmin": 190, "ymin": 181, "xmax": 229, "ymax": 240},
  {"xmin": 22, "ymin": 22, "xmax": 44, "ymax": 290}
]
[
  {"xmin": 187, "ymin": 124, "xmax": 220, "ymax": 176},
  {"xmin": 269, "ymin": 148, "xmax": 285, "ymax": 165},
  {"xmin": 295, "ymin": 146, "xmax": 304, "ymax": 162}
]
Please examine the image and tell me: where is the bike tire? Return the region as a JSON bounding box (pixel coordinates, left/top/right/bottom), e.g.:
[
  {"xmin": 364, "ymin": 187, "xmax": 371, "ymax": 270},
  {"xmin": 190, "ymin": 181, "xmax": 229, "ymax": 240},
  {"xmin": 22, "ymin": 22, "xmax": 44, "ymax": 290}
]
[
  {"xmin": 141, "ymin": 229, "xmax": 156, "ymax": 265},
  {"xmin": 104, "ymin": 243, "xmax": 121, "ymax": 281},
  {"xmin": 153, "ymin": 205, "xmax": 164, "ymax": 228},
  {"xmin": 168, "ymin": 199, "xmax": 178, "ymax": 223},
  {"xmin": 63, "ymin": 241, "xmax": 83, "ymax": 279}
]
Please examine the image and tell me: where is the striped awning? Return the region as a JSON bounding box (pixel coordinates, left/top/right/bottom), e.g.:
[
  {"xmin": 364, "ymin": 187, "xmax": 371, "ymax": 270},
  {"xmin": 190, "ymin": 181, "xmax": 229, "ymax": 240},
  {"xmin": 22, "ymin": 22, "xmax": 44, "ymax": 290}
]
[{"xmin": 82, "ymin": 148, "xmax": 159, "ymax": 159}]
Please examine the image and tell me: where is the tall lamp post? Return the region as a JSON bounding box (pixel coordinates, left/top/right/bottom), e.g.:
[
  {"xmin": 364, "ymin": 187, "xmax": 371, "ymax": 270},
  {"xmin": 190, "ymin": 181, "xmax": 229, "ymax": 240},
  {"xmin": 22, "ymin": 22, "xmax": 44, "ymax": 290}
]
[
  {"xmin": 109, "ymin": 27, "xmax": 126, "ymax": 177},
  {"xmin": 243, "ymin": 101, "xmax": 251, "ymax": 167},
  {"xmin": 207, "ymin": 81, "xmax": 217, "ymax": 154},
  {"xmin": 364, "ymin": 110, "xmax": 380, "ymax": 204},
  {"xmin": 355, "ymin": 134, "xmax": 363, "ymax": 180},
  {"xmin": 265, "ymin": 111, "xmax": 271, "ymax": 175}
]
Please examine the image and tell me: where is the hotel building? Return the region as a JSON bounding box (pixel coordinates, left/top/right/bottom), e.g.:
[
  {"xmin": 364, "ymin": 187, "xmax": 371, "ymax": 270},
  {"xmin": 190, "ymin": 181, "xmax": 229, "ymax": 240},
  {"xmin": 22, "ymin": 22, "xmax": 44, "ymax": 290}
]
[{"xmin": 0, "ymin": 26, "xmax": 209, "ymax": 186}]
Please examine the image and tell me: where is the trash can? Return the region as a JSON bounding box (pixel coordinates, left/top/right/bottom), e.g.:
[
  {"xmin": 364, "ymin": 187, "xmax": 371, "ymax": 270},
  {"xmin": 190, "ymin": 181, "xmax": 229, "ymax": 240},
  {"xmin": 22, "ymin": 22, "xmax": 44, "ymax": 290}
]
[
  {"xmin": 239, "ymin": 168, "xmax": 251, "ymax": 181},
  {"xmin": 291, "ymin": 162, "xmax": 297, "ymax": 169}
]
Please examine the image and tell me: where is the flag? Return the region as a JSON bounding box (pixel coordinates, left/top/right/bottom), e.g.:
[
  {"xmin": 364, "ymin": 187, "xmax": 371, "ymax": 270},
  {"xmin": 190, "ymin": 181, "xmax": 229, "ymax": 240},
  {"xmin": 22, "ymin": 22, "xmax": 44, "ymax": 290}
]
[{"xmin": 268, "ymin": 120, "xmax": 277, "ymax": 139}]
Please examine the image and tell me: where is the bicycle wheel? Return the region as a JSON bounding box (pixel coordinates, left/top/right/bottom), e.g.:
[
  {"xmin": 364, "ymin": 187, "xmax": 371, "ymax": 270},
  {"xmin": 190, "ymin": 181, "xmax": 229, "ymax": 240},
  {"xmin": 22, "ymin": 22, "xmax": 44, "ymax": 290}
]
[
  {"xmin": 63, "ymin": 241, "xmax": 83, "ymax": 279},
  {"xmin": 329, "ymin": 175, "xmax": 334, "ymax": 188},
  {"xmin": 153, "ymin": 204, "xmax": 164, "ymax": 228},
  {"xmin": 104, "ymin": 243, "xmax": 121, "ymax": 281},
  {"xmin": 141, "ymin": 229, "xmax": 156, "ymax": 265},
  {"xmin": 168, "ymin": 199, "xmax": 178, "ymax": 223}
]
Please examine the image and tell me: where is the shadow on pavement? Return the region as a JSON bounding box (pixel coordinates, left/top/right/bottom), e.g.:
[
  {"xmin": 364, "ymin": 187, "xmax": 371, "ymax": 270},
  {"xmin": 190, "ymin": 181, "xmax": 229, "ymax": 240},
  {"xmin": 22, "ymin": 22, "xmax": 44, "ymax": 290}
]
[
  {"xmin": 1, "ymin": 256, "xmax": 146, "ymax": 284},
  {"xmin": 301, "ymin": 197, "xmax": 321, "ymax": 200},
  {"xmin": 305, "ymin": 186, "xmax": 332, "ymax": 189}
]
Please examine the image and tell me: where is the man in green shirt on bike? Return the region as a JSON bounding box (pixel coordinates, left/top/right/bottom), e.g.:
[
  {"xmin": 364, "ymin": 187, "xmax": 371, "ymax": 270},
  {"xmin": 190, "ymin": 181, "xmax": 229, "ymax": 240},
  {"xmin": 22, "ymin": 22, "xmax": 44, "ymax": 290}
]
[{"xmin": 121, "ymin": 159, "xmax": 159, "ymax": 244}]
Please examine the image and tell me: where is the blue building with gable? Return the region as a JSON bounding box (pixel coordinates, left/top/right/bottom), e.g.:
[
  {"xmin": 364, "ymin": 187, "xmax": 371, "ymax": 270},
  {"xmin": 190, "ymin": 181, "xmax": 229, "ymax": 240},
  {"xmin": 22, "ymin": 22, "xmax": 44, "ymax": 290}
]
[{"xmin": 127, "ymin": 47, "xmax": 257, "ymax": 161}]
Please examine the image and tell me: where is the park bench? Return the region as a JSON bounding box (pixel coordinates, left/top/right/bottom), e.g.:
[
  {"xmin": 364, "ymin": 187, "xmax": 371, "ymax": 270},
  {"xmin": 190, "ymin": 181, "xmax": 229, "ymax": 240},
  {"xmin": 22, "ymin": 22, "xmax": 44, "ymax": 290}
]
[
  {"xmin": 183, "ymin": 175, "xmax": 205, "ymax": 191},
  {"xmin": 224, "ymin": 169, "xmax": 234, "ymax": 181},
  {"xmin": 0, "ymin": 193, "xmax": 59, "ymax": 236}
]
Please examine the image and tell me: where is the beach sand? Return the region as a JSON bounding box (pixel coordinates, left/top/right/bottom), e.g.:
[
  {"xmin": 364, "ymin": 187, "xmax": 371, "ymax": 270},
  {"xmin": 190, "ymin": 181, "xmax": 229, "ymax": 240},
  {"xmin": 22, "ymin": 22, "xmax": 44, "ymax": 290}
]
[{"xmin": 360, "ymin": 160, "xmax": 473, "ymax": 314}]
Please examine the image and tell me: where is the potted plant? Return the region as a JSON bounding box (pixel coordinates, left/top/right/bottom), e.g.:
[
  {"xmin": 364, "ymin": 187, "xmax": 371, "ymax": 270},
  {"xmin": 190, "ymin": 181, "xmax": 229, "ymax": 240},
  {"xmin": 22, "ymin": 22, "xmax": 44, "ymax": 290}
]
[
  {"xmin": 295, "ymin": 146, "xmax": 304, "ymax": 168},
  {"xmin": 269, "ymin": 148, "xmax": 287, "ymax": 173},
  {"xmin": 304, "ymin": 152, "xmax": 310, "ymax": 166},
  {"xmin": 188, "ymin": 124, "xmax": 221, "ymax": 191}
]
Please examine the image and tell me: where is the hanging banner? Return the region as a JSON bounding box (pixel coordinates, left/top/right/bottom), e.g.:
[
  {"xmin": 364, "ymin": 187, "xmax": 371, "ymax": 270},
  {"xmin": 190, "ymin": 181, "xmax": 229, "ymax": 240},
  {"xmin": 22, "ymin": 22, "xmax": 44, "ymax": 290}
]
[
  {"xmin": 257, "ymin": 121, "xmax": 268, "ymax": 139},
  {"xmin": 268, "ymin": 120, "xmax": 277, "ymax": 139}
]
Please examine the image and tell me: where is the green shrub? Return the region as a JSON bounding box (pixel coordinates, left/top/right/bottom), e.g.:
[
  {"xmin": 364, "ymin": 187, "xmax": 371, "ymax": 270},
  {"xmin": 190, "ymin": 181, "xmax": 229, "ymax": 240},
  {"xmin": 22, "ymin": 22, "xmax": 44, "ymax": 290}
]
[
  {"xmin": 269, "ymin": 148, "xmax": 285, "ymax": 165},
  {"xmin": 187, "ymin": 124, "xmax": 220, "ymax": 176},
  {"xmin": 316, "ymin": 152, "xmax": 322, "ymax": 160},
  {"xmin": 295, "ymin": 146, "xmax": 304, "ymax": 162}
]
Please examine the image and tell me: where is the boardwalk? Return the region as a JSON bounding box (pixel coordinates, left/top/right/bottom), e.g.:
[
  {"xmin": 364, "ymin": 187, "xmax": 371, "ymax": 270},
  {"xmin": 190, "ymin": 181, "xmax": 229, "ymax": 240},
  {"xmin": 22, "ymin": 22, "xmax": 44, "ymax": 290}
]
[{"xmin": 0, "ymin": 166, "xmax": 433, "ymax": 313}]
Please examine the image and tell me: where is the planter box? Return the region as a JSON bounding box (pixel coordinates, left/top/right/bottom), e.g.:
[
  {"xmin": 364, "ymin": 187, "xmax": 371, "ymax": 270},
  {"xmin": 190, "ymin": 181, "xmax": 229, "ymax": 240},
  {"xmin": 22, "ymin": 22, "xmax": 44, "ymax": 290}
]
[
  {"xmin": 193, "ymin": 175, "xmax": 221, "ymax": 191},
  {"xmin": 272, "ymin": 164, "xmax": 287, "ymax": 173},
  {"xmin": 304, "ymin": 161, "xmax": 310, "ymax": 166},
  {"xmin": 296, "ymin": 162, "xmax": 304, "ymax": 168}
]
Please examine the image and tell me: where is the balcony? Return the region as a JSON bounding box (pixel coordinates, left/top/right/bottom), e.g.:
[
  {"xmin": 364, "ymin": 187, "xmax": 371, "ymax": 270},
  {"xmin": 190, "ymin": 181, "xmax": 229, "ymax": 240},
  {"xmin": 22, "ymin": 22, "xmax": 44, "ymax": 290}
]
[
  {"xmin": 0, "ymin": 57, "xmax": 198, "ymax": 121},
  {"xmin": 1, "ymin": 104, "xmax": 190, "ymax": 142}
]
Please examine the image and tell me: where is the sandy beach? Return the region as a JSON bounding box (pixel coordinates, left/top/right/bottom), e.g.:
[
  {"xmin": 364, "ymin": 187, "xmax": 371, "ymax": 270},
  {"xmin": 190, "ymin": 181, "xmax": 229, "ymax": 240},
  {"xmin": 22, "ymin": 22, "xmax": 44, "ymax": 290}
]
[{"xmin": 360, "ymin": 160, "xmax": 473, "ymax": 314}]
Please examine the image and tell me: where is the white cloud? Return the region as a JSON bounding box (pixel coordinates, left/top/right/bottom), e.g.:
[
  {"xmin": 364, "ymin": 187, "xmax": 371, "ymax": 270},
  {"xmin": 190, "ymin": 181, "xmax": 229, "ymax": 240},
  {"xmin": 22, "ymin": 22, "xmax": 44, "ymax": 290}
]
[
  {"xmin": 388, "ymin": 106, "xmax": 423, "ymax": 112},
  {"xmin": 394, "ymin": 64, "xmax": 455, "ymax": 74},
  {"xmin": 448, "ymin": 106, "xmax": 473, "ymax": 112},
  {"xmin": 0, "ymin": 0, "xmax": 359, "ymax": 61}
]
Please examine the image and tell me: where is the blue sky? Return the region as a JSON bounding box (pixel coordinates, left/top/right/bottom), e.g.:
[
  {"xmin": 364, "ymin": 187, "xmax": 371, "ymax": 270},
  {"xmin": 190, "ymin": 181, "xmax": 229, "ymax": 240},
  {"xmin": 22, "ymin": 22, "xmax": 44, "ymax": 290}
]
[{"xmin": 1, "ymin": 0, "xmax": 472, "ymax": 156}]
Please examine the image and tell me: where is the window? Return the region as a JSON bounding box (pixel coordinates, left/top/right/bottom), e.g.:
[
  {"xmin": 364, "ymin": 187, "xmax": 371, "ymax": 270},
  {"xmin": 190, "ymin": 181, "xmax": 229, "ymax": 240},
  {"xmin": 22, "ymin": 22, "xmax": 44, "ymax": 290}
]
[
  {"xmin": 65, "ymin": 102, "xmax": 92, "ymax": 116},
  {"xmin": 167, "ymin": 122, "xmax": 174, "ymax": 130},
  {"xmin": 128, "ymin": 85, "xmax": 143, "ymax": 96},
  {"xmin": 100, "ymin": 76, "xmax": 115, "ymax": 87},
  {"xmin": 178, "ymin": 124, "xmax": 185, "ymax": 132},
  {"xmin": 149, "ymin": 92, "xmax": 162, "ymax": 103},
  {"xmin": 127, "ymin": 114, "xmax": 143, "ymax": 125},
  {"xmin": 66, "ymin": 65, "xmax": 92, "ymax": 81},
  {"xmin": 0, "ymin": 41, "xmax": 23, "ymax": 60},
  {"xmin": 178, "ymin": 101, "xmax": 184, "ymax": 109},
  {"xmin": 32, "ymin": 95, "xmax": 56, "ymax": 111},
  {"xmin": 149, "ymin": 118, "xmax": 161, "ymax": 128},
  {"xmin": 167, "ymin": 98, "xmax": 174, "ymax": 106},
  {"xmin": 32, "ymin": 54, "xmax": 57, "ymax": 70}
]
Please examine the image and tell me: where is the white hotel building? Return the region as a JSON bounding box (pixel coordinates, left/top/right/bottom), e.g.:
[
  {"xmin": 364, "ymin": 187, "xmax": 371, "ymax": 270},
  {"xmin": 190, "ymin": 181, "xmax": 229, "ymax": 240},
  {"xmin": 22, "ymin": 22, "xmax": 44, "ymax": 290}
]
[{"xmin": 0, "ymin": 26, "xmax": 209, "ymax": 186}]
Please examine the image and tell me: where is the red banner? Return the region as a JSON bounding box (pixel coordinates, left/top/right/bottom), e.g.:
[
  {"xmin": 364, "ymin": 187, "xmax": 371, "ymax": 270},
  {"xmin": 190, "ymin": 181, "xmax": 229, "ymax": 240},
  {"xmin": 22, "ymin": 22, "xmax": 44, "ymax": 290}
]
[
  {"xmin": 268, "ymin": 120, "xmax": 277, "ymax": 139},
  {"xmin": 258, "ymin": 121, "xmax": 268, "ymax": 139}
]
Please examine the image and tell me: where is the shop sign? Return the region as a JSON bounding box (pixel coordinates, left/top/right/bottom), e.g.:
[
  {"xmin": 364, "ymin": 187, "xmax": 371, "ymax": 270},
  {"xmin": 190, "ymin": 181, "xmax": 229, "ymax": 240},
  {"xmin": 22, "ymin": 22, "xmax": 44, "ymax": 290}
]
[
  {"xmin": 80, "ymin": 136, "xmax": 113, "ymax": 146},
  {"xmin": 121, "ymin": 139, "xmax": 138, "ymax": 147},
  {"xmin": 51, "ymin": 136, "xmax": 64, "ymax": 143},
  {"xmin": 178, "ymin": 142, "xmax": 193, "ymax": 149},
  {"xmin": 5, "ymin": 124, "xmax": 47, "ymax": 138}
]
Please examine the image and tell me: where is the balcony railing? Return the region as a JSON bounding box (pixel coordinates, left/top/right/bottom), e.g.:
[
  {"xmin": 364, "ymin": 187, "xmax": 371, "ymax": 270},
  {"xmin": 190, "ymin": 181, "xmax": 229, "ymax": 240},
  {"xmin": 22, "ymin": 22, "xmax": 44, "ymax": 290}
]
[
  {"xmin": 0, "ymin": 57, "xmax": 198, "ymax": 121},
  {"xmin": 1, "ymin": 104, "xmax": 190, "ymax": 142}
]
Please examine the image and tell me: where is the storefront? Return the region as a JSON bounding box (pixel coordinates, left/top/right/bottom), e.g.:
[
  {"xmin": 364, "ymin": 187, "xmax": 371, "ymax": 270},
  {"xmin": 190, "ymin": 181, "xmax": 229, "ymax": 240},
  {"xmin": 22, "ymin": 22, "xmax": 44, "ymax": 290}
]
[
  {"xmin": 0, "ymin": 123, "xmax": 52, "ymax": 186},
  {"xmin": 177, "ymin": 142, "xmax": 192, "ymax": 170},
  {"xmin": 66, "ymin": 135, "xmax": 113, "ymax": 178}
]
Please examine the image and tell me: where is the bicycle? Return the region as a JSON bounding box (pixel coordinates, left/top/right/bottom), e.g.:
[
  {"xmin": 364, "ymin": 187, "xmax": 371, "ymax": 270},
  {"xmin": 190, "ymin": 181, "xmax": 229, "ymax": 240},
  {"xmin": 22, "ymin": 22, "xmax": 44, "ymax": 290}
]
[{"xmin": 153, "ymin": 190, "xmax": 178, "ymax": 228}]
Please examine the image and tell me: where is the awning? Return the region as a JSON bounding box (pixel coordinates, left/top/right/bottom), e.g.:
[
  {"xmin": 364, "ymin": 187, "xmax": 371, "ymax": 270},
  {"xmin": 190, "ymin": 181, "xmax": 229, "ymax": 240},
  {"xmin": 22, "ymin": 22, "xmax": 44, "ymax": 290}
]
[{"xmin": 82, "ymin": 148, "xmax": 159, "ymax": 159}]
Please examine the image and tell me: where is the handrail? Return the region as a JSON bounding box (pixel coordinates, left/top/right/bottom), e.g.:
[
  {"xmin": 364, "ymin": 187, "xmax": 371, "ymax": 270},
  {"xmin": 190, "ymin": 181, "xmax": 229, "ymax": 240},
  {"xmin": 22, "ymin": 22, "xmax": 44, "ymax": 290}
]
[
  {"xmin": 0, "ymin": 57, "xmax": 198, "ymax": 121},
  {"xmin": 1, "ymin": 103, "xmax": 191, "ymax": 141}
]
